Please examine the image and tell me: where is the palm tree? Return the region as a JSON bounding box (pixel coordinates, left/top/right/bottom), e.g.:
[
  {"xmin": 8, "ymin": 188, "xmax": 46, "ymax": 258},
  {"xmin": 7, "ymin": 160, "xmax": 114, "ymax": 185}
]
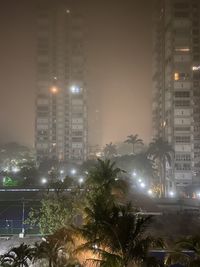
[
  {"xmin": 1, "ymin": 243, "xmax": 34, "ymax": 267},
  {"xmin": 148, "ymin": 137, "xmax": 173, "ymax": 197},
  {"xmin": 34, "ymin": 227, "xmax": 77, "ymax": 267},
  {"xmin": 77, "ymin": 201, "xmax": 163, "ymax": 267},
  {"xmin": 174, "ymin": 236, "xmax": 200, "ymax": 266},
  {"xmin": 124, "ymin": 134, "xmax": 143, "ymax": 154},
  {"xmin": 103, "ymin": 142, "xmax": 117, "ymax": 158},
  {"xmin": 86, "ymin": 159, "xmax": 127, "ymax": 199},
  {"xmin": 163, "ymin": 236, "xmax": 200, "ymax": 267}
]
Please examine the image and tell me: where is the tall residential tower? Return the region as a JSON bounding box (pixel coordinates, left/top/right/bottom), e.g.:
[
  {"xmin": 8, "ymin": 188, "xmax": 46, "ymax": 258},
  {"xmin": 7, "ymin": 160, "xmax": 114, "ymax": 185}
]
[
  {"xmin": 153, "ymin": 0, "xmax": 200, "ymax": 191},
  {"xmin": 35, "ymin": 0, "xmax": 88, "ymax": 163}
]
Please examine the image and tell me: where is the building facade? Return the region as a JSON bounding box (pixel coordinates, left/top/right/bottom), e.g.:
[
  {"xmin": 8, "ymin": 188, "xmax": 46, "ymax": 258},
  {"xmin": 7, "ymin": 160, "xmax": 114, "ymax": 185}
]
[
  {"xmin": 35, "ymin": 0, "xmax": 88, "ymax": 163},
  {"xmin": 153, "ymin": 0, "xmax": 200, "ymax": 191}
]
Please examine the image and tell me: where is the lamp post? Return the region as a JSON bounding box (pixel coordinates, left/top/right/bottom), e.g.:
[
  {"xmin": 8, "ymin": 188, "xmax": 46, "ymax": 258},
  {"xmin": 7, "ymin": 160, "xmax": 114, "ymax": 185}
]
[{"xmin": 19, "ymin": 198, "xmax": 25, "ymax": 238}]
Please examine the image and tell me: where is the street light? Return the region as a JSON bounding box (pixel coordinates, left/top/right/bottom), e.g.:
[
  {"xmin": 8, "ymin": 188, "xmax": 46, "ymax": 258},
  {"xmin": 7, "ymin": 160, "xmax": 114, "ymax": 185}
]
[
  {"xmin": 70, "ymin": 169, "xmax": 77, "ymax": 175},
  {"xmin": 132, "ymin": 171, "xmax": 137, "ymax": 177},
  {"xmin": 60, "ymin": 170, "xmax": 64, "ymax": 175},
  {"xmin": 147, "ymin": 189, "xmax": 153, "ymax": 196},
  {"xmin": 79, "ymin": 177, "xmax": 84, "ymax": 186},
  {"xmin": 140, "ymin": 182, "xmax": 146, "ymax": 188},
  {"xmin": 169, "ymin": 191, "xmax": 175, "ymax": 197},
  {"xmin": 12, "ymin": 166, "xmax": 20, "ymax": 173},
  {"xmin": 41, "ymin": 178, "xmax": 47, "ymax": 184}
]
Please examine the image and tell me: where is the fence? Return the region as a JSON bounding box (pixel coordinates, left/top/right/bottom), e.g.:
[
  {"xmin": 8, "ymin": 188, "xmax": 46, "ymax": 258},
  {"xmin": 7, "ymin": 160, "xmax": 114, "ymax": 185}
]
[{"xmin": 0, "ymin": 220, "xmax": 39, "ymax": 235}]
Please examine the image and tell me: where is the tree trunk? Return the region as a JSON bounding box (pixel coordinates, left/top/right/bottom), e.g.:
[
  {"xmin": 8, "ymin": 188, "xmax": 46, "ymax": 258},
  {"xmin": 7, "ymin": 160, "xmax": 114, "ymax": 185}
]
[{"xmin": 49, "ymin": 258, "xmax": 52, "ymax": 267}]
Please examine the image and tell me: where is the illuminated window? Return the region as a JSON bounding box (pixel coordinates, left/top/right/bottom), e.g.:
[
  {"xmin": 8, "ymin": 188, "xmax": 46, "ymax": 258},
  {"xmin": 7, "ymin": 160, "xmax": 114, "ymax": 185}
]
[
  {"xmin": 192, "ymin": 66, "xmax": 200, "ymax": 71},
  {"xmin": 50, "ymin": 86, "xmax": 58, "ymax": 94},
  {"xmin": 174, "ymin": 73, "xmax": 179, "ymax": 80},
  {"xmin": 175, "ymin": 47, "xmax": 190, "ymax": 52},
  {"xmin": 174, "ymin": 72, "xmax": 189, "ymax": 81}
]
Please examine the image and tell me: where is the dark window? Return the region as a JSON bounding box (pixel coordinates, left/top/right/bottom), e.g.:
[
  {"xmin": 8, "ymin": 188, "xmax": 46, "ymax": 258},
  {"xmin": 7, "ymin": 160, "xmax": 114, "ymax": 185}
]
[
  {"xmin": 193, "ymin": 29, "xmax": 199, "ymax": 35},
  {"xmin": 174, "ymin": 100, "xmax": 190, "ymax": 107},
  {"xmin": 174, "ymin": 11, "xmax": 189, "ymax": 18},
  {"xmin": 174, "ymin": 91, "xmax": 190, "ymax": 98},
  {"xmin": 175, "ymin": 136, "xmax": 190, "ymax": 143}
]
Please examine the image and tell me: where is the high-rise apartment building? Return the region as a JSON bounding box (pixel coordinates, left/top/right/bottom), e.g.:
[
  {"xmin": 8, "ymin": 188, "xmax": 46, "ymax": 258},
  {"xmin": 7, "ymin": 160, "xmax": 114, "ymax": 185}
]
[
  {"xmin": 153, "ymin": 0, "xmax": 200, "ymax": 192},
  {"xmin": 35, "ymin": 0, "xmax": 88, "ymax": 163}
]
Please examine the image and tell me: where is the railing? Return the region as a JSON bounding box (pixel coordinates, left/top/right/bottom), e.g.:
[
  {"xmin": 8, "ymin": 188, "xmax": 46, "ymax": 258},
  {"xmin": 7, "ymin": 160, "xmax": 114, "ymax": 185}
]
[{"xmin": 0, "ymin": 220, "xmax": 39, "ymax": 235}]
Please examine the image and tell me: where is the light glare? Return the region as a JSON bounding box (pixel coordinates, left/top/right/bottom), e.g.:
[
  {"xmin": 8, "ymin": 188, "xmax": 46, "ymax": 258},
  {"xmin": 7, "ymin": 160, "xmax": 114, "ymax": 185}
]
[
  {"xmin": 71, "ymin": 169, "xmax": 77, "ymax": 175},
  {"xmin": 41, "ymin": 178, "xmax": 47, "ymax": 184}
]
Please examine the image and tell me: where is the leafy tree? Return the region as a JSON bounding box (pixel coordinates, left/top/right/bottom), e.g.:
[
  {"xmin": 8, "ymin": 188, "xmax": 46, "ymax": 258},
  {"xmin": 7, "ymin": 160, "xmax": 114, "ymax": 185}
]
[
  {"xmin": 148, "ymin": 137, "xmax": 173, "ymax": 197},
  {"xmin": 0, "ymin": 243, "xmax": 34, "ymax": 267},
  {"xmin": 103, "ymin": 142, "xmax": 117, "ymax": 158},
  {"xmin": 77, "ymin": 201, "xmax": 163, "ymax": 267},
  {"xmin": 26, "ymin": 196, "xmax": 74, "ymax": 235},
  {"xmin": 18, "ymin": 161, "xmax": 39, "ymax": 186},
  {"xmin": 124, "ymin": 134, "xmax": 143, "ymax": 154},
  {"xmin": 48, "ymin": 176, "xmax": 75, "ymax": 196}
]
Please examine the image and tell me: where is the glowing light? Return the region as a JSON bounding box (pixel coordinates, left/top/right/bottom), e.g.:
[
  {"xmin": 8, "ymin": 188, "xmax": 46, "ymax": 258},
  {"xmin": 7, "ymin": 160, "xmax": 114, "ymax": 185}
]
[
  {"xmin": 41, "ymin": 178, "xmax": 47, "ymax": 184},
  {"xmin": 148, "ymin": 189, "xmax": 153, "ymax": 195},
  {"xmin": 79, "ymin": 177, "xmax": 84, "ymax": 184},
  {"xmin": 169, "ymin": 191, "xmax": 175, "ymax": 197},
  {"xmin": 60, "ymin": 170, "xmax": 64, "ymax": 175},
  {"xmin": 132, "ymin": 171, "xmax": 137, "ymax": 177},
  {"xmin": 175, "ymin": 48, "xmax": 190, "ymax": 52},
  {"xmin": 70, "ymin": 85, "xmax": 81, "ymax": 94},
  {"xmin": 96, "ymin": 152, "xmax": 102, "ymax": 157},
  {"xmin": 138, "ymin": 179, "xmax": 142, "ymax": 183},
  {"xmin": 174, "ymin": 72, "xmax": 179, "ymax": 81},
  {"xmin": 71, "ymin": 169, "xmax": 77, "ymax": 175},
  {"xmin": 140, "ymin": 183, "xmax": 146, "ymax": 188},
  {"xmin": 92, "ymin": 244, "xmax": 98, "ymax": 250},
  {"xmin": 192, "ymin": 66, "xmax": 200, "ymax": 71},
  {"xmin": 12, "ymin": 167, "xmax": 20, "ymax": 173},
  {"xmin": 66, "ymin": 9, "xmax": 70, "ymax": 14},
  {"xmin": 51, "ymin": 86, "xmax": 58, "ymax": 94}
]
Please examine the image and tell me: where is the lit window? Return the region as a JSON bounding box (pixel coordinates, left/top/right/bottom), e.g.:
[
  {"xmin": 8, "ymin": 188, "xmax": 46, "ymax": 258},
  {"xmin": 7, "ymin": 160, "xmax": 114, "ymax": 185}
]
[
  {"xmin": 50, "ymin": 87, "xmax": 58, "ymax": 94},
  {"xmin": 70, "ymin": 86, "xmax": 82, "ymax": 94},
  {"xmin": 175, "ymin": 48, "xmax": 190, "ymax": 52},
  {"xmin": 192, "ymin": 66, "xmax": 200, "ymax": 71},
  {"xmin": 174, "ymin": 72, "xmax": 190, "ymax": 81},
  {"xmin": 174, "ymin": 73, "xmax": 179, "ymax": 80}
]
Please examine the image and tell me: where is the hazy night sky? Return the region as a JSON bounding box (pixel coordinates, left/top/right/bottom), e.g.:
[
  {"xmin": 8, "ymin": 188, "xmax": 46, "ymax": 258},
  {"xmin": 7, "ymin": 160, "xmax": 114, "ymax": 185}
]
[{"xmin": 0, "ymin": 0, "xmax": 153, "ymax": 148}]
